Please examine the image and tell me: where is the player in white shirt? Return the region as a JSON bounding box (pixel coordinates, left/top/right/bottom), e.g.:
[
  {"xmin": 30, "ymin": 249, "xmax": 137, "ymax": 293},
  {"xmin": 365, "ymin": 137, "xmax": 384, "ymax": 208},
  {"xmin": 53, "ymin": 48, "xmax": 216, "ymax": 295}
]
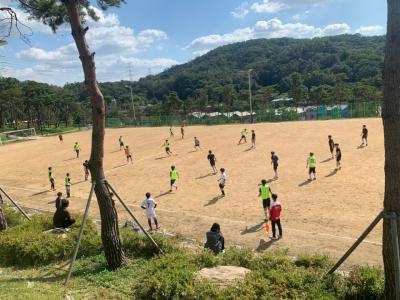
[
  {"xmin": 218, "ymin": 168, "xmax": 227, "ymax": 196},
  {"xmin": 141, "ymin": 192, "xmax": 159, "ymax": 231},
  {"xmin": 194, "ymin": 137, "xmax": 201, "ymax": 150}
]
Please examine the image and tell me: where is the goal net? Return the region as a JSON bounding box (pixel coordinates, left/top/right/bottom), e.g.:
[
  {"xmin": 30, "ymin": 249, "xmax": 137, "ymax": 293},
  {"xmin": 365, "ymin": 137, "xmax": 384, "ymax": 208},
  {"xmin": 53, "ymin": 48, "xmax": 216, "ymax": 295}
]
[{"xmin": 0, "ymin": 128, "xmax": 37, "ymax": 145}]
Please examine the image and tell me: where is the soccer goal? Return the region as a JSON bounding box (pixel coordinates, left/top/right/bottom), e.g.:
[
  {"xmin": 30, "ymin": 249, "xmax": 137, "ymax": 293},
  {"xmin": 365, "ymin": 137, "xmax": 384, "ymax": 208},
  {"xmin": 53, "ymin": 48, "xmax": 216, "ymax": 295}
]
[{"xmin": 0, "ymin": 128, "xmax": 37, "ymax": 145}]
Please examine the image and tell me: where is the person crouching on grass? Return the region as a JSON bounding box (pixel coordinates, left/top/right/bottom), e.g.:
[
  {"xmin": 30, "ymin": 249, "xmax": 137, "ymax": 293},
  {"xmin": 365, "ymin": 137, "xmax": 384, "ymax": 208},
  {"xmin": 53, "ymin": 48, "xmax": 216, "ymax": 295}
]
[
  {"xmin": 270, "ymin": 194, "xmax": 282, "ymax": 239},
  {"xmin": 53, "ymin": 199, "xmax": 75, "ymax": 229},
  {"xmin": 141, "ymin": 192, "xmax": 159, "ymax": 231}
]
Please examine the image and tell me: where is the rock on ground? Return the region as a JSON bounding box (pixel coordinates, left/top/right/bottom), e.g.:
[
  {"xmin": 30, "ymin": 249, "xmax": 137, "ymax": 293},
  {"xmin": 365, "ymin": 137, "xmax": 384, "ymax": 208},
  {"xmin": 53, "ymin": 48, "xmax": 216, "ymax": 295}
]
[{"xmin": 195, "ymin": 266, "xmax": 250, "ymax": 287}]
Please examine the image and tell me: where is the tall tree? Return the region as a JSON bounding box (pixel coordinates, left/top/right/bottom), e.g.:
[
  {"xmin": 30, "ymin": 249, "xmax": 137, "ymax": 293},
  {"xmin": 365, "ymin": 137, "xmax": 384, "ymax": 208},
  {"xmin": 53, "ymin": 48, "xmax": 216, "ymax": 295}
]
[
  {"xmin": 383, "ymin": 0, "xmax": 400, "ymax": 297},
  {"xmin": 15, "ymin": 0, "xmax": 126, "ymax": 268}
]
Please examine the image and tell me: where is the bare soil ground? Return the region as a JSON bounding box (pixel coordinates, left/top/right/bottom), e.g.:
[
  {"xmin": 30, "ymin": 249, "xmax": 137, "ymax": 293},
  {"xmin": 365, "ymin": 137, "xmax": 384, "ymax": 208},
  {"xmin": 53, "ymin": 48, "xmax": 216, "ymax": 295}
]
[{"xmin": 0, "ymin": 118, "xmax": 384, "ymax": 267}]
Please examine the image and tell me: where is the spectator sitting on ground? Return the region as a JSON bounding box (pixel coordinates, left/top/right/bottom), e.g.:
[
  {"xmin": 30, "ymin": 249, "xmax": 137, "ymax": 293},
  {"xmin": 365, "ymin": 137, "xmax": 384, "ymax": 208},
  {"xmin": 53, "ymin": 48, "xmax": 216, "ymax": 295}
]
[
  {"xmin": 204, "ymin": 223, "xmax": 225, "ymax": 254},
  {"xmin": 53, "ymin": 199, "xmax": 75, "ymax": 229}
]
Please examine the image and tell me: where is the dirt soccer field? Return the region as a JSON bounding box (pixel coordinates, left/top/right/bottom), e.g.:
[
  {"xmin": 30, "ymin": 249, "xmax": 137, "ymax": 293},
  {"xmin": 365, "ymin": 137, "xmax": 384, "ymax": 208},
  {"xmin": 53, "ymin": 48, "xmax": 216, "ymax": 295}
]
[{"xmin": 0, "ymin": 118, "xmax": 384, "ymax": 267}]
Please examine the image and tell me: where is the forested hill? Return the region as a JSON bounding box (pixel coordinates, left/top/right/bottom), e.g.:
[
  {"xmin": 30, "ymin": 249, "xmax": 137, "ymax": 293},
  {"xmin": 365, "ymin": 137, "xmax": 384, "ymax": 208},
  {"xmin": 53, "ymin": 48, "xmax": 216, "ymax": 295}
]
[
  {"xmin": 0, "ymin": 34, "xmax": 385, "ymax": 127},
  {"xmin": 80, "ymin": 34, "xmax": 384, "ymax": 114}
]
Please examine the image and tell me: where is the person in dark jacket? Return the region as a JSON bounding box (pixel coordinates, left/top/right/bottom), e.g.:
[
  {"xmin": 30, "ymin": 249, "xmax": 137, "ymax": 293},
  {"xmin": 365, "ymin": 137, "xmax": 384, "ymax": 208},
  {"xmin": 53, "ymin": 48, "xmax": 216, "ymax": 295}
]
[
  {"xmin": 55, "ymin": 192, "xmax": 63, "ymax": 209},
  {"xmin": 204, "ymin": 223, "xmax": 225, "ymax": 254},
  {"xmin": 53, "ymin": 199, "xmax": 75, "ymax": 229}
]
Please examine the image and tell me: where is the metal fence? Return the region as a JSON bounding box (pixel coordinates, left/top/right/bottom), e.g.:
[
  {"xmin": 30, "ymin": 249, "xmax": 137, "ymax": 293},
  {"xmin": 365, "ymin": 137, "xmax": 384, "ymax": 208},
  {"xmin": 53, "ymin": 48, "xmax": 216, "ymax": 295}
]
[{"xmin": 105, "ymin": 101, "xmax": 381, "ymax": 128}]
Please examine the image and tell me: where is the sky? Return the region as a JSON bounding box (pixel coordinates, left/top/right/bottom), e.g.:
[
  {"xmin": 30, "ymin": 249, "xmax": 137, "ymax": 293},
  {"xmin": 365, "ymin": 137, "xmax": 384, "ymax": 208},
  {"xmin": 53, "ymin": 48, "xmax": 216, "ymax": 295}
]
[{"xmin": 0, "ymin": 0, "xmax": 387, "ymax": 86}]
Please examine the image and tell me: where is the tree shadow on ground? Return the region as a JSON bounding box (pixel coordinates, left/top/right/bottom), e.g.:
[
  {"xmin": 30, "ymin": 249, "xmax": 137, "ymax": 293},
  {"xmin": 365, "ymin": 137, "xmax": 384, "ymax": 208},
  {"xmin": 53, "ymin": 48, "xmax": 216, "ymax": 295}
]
[
  {"xmin": 256, "ymin": 238, "xmax": 278, "ymax": 251},
  {"xmin": 241, "ymin": 220, "xmax": 265, "ymax": 235},
  {"xmin": 325, "ymin": 169, "xmax": 338, "ymax": 178},
  {"xmin": 204, "ymin": 195, "xmax": 223, "ymax": 206},
  {"xmin": 320, "ymin": 157, "xmax": 333, "ymax": 163},
  {"xmin": 195, "ymin": 173, "xmax": 214, "ymax": 180},
  {"xmin": 298, "ymin": 179, "xmax": 312, "ymax": 187}
]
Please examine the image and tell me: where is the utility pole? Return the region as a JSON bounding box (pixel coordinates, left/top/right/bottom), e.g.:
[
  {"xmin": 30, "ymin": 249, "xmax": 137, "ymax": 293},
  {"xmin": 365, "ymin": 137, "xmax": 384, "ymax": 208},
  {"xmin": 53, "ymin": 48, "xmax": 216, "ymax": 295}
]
[
  {"xmin": 127, "ymin": 66, "xmax": 137, "ymax": 122},
  {"xmin": 248, "ymin": 69, "xmax": 253, "ymax": 123}
]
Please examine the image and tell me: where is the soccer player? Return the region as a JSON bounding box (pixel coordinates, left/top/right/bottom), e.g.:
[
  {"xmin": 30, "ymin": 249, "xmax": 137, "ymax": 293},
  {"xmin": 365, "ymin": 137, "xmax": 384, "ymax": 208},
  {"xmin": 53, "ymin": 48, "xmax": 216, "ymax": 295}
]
[
  {"xmin": 58, "ymin": 134, "xmax": 63, "ymax": 144},
  {"xmin": 238, "ymin": 129, "xmax": 248, "ymax": 145},
  {"xmin": 65, "ymin": 173, "xmax": 71, "ymax": 198},
  {"xmin": 124, "ymin": 146, "xmax": 133, "ymax": 164},
  {"xmin": 163, "ymin": 139, "xmax": 173, "ymax": 156},
  {"xmin": 270, "ymin": 151, "xmax": 279, "ymax": 179},
  {"xmin": 74, "ymin": 142, "xmax": 81, "ymax": 158},
  {"xmin": 270, "ymin": 194, "xmax": 282, "ymax": 239},
  {"xmin": 207, "ymin": 150, "xmax": 217, "ymax": 174},
  {"xmin": 170, "ymin": 127, "xmax": 174, "ymax": 137},
  {"xmin": 251, "ymin": 130, "xmax": 256, "ymax": 148},
  {"xmin": 258, "ymin": 179, "xmax": 272, "ymax": 221},
  {"xmin": 218, "ymin": 168, "xmax": 227, "ymax": 196},
  {"xmin": 194, "ymin": 137, "xmax": 201, "ymax": 150},
  {"xmin": 83, "ymin": 160, "xmax": 89, "ymax": 181},
  {"xmin": 306, "ymin": 152, "xmax": 317, "ymax": 181},
  {"xmin": 328, "ymin": 135, "xmax": 335, "ymax": 158},
  {"xmin": 141, "ymin": 192, "xmax": 160, "ymax": 231},
  {"xmin": 181, "ymin": 126, "xmax": 185, "ymax": 139},
  {"xmin": 361, "ymin": 125, "xmax": 368, "ymax": 146},
  {"xmin": 169, "ymin": 165, "xmax": 179, "ymax": 192},
  {"xmin": 335, "ymin": 143, "xmax": 342, "ymax": 170},
  {"xmin": 119, "ymin": 136, "xmax": 125, "ymax": 151},
  {"xmin": 48, "ymin": 167, "xmax": 55, "ymax": 191}
]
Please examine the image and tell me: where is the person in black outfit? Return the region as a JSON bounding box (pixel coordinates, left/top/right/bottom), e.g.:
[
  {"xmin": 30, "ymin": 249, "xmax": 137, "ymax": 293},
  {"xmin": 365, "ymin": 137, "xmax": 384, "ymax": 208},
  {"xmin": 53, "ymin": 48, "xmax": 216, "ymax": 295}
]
[
  {"xmin": 55, "ymin": 192, "xmax": 63, "ymax": 209},
  {"xmin": 204, "ymin": 223, "xmax": 225, "ymax": 254},
  {"xmin": 328, "ymin": 135, "xmax": 335, "ymax": 158},
  {"xmin": 361, "ymin": 125, "xmax": 368, "ymax": 146},
  {"xmin": 207, "ymin": 150, "xmax": 217, "ymax": 174},
  {"xmin": 335, "ymin": 143, "xmax": 342, "ymax": 170},
  {"xmin": 271, "ymin": 151, "xmax": 279, "ymax": 179},
  {"xmin": 53, "ymin": 199, "xmax": 75, "ymax": 229}
]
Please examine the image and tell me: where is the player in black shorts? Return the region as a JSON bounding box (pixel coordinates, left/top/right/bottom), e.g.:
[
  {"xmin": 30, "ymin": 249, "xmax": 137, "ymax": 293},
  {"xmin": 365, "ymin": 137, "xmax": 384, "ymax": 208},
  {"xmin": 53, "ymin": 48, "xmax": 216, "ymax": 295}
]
[
  {"xmin": 335, "ymin": 143, "xmax": 342, "ymax": 170},
  {"xmin": 270, "ymin": 151, "xmax": 279, "ymax": 179},
  {"xmin": 251, "ymin": 130, "xmax": 256, "ymax": 148},
  {"xmin": 83, "ymin": 160, "xmax": 90, "ymax": 181},
  {"xmin": 207, "ymin": 150, "xmax": 217, "ymax": 174},
  {"xmin": 328, "ymin": 135, "xmax": 335, "ymax": 158},
  {"xmin": 361, "ymin": 125, "xmax": 368, "ymax": 146}
]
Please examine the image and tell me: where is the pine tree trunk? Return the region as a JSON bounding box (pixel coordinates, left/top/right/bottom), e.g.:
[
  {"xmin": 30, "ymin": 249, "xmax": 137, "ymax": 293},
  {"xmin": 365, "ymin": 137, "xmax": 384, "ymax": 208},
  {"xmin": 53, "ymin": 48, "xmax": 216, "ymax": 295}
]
[
  {"xmin": 383, "ymin": 0, "xmax": 400, "ymax": 298},
  {"xmin": 65, "ymin": 0, "xmax": 126, "ymax": 269}
]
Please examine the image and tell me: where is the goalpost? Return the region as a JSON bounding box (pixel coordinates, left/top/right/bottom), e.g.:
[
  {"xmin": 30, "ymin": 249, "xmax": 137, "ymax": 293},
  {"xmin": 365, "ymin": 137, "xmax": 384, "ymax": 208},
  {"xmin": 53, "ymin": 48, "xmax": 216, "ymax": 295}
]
[{"xmin": 0, "ymin": 128, "xmax": 37, "ymax": 145}]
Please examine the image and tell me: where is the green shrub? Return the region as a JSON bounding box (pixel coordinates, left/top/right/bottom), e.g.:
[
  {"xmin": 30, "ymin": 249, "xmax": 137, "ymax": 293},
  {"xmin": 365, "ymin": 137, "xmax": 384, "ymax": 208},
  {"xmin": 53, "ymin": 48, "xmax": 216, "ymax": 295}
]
[
  {"xmin": 0, "ymin": 205, "xmax": 25, "ymax": 227},
  {"xmin": 295, "ymin": 253, "xmax": 333, "ymax": 269},
  {"xmin": 193, "ymin": 249, "xmax": 221, "ymax": 268},
  {"xmin": 0, "ymin": 214, "xmax": 102, "ymax": 267},
  {"xmin": 345, "ymin": 265, "xmax": 384, "ymax": 299},
  {"xmin": 121, "ymin": 228, "xmax": 179, "ymax": 259},
  {"xmin": 221, "ymin": 247, "xmax": 254, "ymax": 268}
]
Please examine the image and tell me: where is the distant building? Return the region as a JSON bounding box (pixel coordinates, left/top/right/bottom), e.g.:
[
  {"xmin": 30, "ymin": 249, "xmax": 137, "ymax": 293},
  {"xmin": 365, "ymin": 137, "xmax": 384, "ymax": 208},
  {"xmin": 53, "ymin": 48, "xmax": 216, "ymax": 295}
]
[{"xmin": 271, "ymin": 98, "xmax": 294, "ymax": 106}]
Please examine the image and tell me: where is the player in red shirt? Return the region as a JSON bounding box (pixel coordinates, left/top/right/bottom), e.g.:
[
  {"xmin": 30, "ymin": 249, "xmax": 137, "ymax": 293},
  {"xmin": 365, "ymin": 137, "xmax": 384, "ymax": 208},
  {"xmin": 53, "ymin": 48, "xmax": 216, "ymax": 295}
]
[{"xmin": 270, "ymin": 194, "xmax": 282, "ymax": 239}]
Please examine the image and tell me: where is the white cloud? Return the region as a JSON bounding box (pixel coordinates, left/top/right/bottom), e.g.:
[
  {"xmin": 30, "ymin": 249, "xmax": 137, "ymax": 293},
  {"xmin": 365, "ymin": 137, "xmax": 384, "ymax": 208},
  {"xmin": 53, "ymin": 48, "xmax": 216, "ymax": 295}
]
[
  {"xmin": 193, "ymin": 49, "xmax": 212, "ymax": 57},
  {"xmin": 186, "ymin": 18, "xmax": 374, "ymax": 54},
  {"xmin": 292, "ymin": 10, "xmax": 310, "ymax": 20},
  {"xmin": 230, "ymin": 2, "xmax": 250, "ymax": 19},
  {"xmin": 356, "ymin": 25, "xmax": 385, "ymax": 36},
  {"xmin": 251, "ymin": 0, "xmax": 287, "ymax": 13},
  {"xmin": 10, "ymin": 7, "xmax": 174, "ymax": 85}
]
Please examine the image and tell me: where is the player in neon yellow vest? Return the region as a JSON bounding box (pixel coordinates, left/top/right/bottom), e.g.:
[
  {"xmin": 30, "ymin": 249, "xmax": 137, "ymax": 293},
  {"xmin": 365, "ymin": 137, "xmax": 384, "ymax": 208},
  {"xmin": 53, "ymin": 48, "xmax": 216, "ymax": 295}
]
[
  {"xmin": 74, "ymin": 142, "xmax": 81, "ymax": 158},
  {"xmin": 306, "ymin": 152, "xmax": 317, "ymax": 180},
  {"xmin": 258, "ymin": 179, "xmax": 272, "ymax": 220},
  {"xmin": 169, "ymin": 165, "xmax": 179, "ymax": 192},
  {"xmin": 237, "ymin": 128, "xmax": 248, "ymax": 145},
  {"xmin": 119, "ymin": 136, "xmax": 125, "ymax": 151},
  {"xmin": 162, "ymin": 139, "xmax": 173, "ymax": 156}
]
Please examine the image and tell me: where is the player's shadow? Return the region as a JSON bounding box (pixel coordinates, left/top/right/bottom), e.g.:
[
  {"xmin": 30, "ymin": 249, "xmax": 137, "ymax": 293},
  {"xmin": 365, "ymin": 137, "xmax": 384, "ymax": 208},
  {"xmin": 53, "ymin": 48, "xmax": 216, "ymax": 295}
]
[
  {"xmin": 204, "ymin": 195, "xmax": 223, "ymax": 206},
  {"xmin": 357, "ymin": 144, "xmax": 366, "ymax": 149},
  {"xmin": 195, "ymin": 173, "xmax": 214, "ymax": 180},
  {"xmin": 71, "ymin": 180, "xmax": 86, "ymax": 186},
  {"xmin": 110, "ymin": 164, "xmax": 127, "ymax": 170},
  {"xmin": 256, "ymin": 238, "xmax": 278, "ymax": 251},
  {"xmin": 155, "ymin": 156, "xmax": 169, "ymax": 160},
  {"xmin": 64, "ymin": 157, "xmax": 77, "ymax": 161},
  {"xmin": 187, "ymin": 150, "xmax": 198, "ymax": 154},
  {"xmin": 241, "ymin": 221, "xmax": 265, "ymax": 235},
  {"xmin": 31, "ymin": 190, "xmax": 50, "ymax": 196},
  {"xmin": 298, "ymin": 179, "xmax": 312, "ymax": 187},
  {"xmin": 154, "ymin": 191, "xmax": 171, "ymax": 199},
  {"xmin": 325, "ymin": 169, "xmax": 338, "ymax": 177},
  {"xmin": 320, "ymin": 157, "xmax": 333, "ymax": 163},
  {"xmin": 266, "ymin": 178, "xmax": 277, "ymax": 183},
  {"xmin": 111, "ymin": 150, "xmax": 121, "ymax": 153},
  {"xmin": 243, "ymin": 147, "xmax": 254, "ymax": 152}
]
